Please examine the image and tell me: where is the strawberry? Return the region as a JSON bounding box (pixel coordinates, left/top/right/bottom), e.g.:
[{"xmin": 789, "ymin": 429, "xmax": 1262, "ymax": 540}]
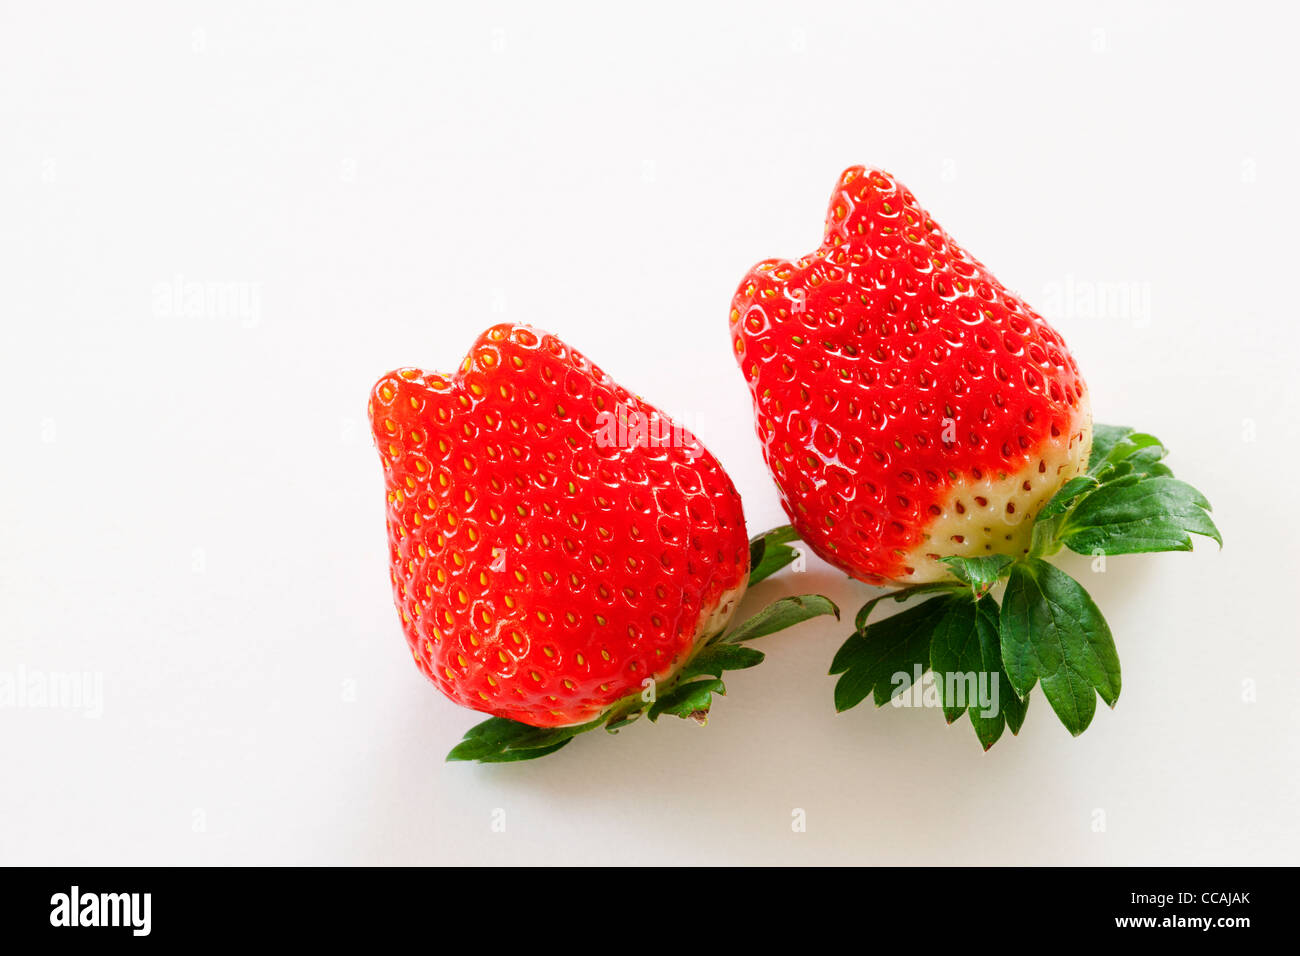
[
  {"xmin": 732, "ymin": 167, "xmax": 1218, "ymax": 747},
  {"xmin": 369, "ymin": 323, "xmax": 836, "ymax": 760},
  {"xmin": 731, "ymin": 166, "xmax": 1093, "ymax": 586}
]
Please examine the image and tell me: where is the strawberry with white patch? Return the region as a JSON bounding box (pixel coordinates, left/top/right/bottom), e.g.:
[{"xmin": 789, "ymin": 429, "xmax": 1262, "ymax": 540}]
[
  {"xmin": 731, "ymin": 166, "xmax": 1219, "ymax": 747},
  {"xmin": 732, "ymin": 165, "xmax": 1092, "ymax": 585}
]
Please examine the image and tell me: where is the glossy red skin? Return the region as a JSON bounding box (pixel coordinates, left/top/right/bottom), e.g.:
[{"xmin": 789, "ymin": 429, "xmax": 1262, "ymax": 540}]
[
  {"xmin": 731, "ymin": 166, "xmax": 1088, "ymax": 584},
  {"xmin": 370, "ymin": 324, "xmax": 748, "ymax": 727}
]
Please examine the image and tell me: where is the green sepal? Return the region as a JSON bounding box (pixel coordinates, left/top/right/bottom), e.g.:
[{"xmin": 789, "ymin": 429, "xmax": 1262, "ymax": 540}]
[
  {"xmin": 722, "ymin": 594, "xmax": 839, "ymax": 645},
  {"xmin": 648, "ymin": 678, "xmax": 725, "ymax": 722},
  {"xmin": 1086, "ymin": 424, "xmax": 1137, "ymax": 471},
  {"xmin": 679, "ymin": 643, "xmax": 765, "ymax": 679},
  {"xmin": 939, "ymin": 555, "xmax": 1013, "ymax": 598},
  {"xmin": 475, "ymin": 739, "xmax": 574, "ymax": 762},
  {"xmin": 851, "ymin": 581, "xmax": 963, "ymax": 635},
  {"xmin": 999, "ymin": 559, "xmax": 1120, "ymax": 736},
  {"xmin": 927, "ymin": 593, "xmax": 1030, "ymax": 749},
  {"xmin": 1036, "ymin": 476, "xmax": 1098, "ymax": 522},
  {"xmin": 969, "ymin": 596, "xmax": 1030, "ymax": 747},
  {"xmin": 1088, "ymin": 426, "xmax": 1165, "ymax": 476},
  {"xmin": 1034, "ymin": 425, "xmax": 1218, "ymax": 557},
  {"xmin": 1059, "ymin": 476, "xmax": 1221, "ymax": 555},
  {"xmin": 832, "ymin": 595, "xmax": 953, "ymax": 711},
  {"xmin": 446, "ymin": 713, "xmax": 606, "ymax": 763},
  {"xmin": 603, "ymin": 709, "xmax": 643, "ymax": 733},
  {"xmin": 748, "ymin": 525, "xmax": 801, "ymax": 586},
  {"xmin": 836, "ymin": 589, "xmax": 1028, "ymax": 749}
]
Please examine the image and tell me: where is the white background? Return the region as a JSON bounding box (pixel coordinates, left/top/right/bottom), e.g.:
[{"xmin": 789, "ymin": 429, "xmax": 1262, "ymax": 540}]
[{"xmin": 2, "ymin": 1, "xmax": 1297, "ymax": 865}]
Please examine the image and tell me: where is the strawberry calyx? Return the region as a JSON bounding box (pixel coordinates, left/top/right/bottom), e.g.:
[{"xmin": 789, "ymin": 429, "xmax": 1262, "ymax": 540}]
[
  {"xmin": 829, "ymin": 425, "xmax": 1221, "ymax": 749},
  {"xmin": 446, "ymin": 525, "xmax": 839, "ymax": 763}
]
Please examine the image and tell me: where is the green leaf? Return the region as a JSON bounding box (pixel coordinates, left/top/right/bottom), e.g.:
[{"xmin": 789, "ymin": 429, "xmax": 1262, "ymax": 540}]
[
  {"xmin": 1030, "ymin": 425, "xmax": 1218, "ymax": 559},
  {"xmin": 505, "ymin": 717, "xmax": 607, "ymax": 751},
  {"xmin": 999, "ymin": 559, "xmax": 1120, "ymax": 736},
  {"xmin": 1088, "ymin": 426, "xmax": 1168, "ymax": 475},
  {"xmin": 939, "ymin": 554, "xmax": 1012, "ymax": 597},
  {"xmin": 603, "ymin": 708, "xmax": 644, "ymax": 732},
  {"xmin": 971, "ymin": 596, "xmax": 1029, "ymax": 748},
  {"xmin": 828, "ymin": 631, "xmax": 867, "ymax": 677},
  {"xmin": 1036, "ymin": 476, "xmax": 1098, "ymax": 522},
  {"xmin": 852, "ymin": 582, "xmax": 963, "ymax": 633},
  {"xmin": 679, "ymin": 643, "xmax": 765, "ymax": 679},
  {"xmin": 1031, "ymin": 475, "xmax": 1103, "ymax": 557},
  {"xmin": 1123, "ymin": 442, "xmax": 1171, "ymax": 478},
  {"xmin": 475, "ymin": 739, "xmax": 574, "ymax": 762},
  {"xmin": 446, "ymin": 713, "xmax": 605, "ymax": 762},
  {"xmin": 648, "ymin": 678, "xmax": 725, "ymax": 721},
  {"xmin": 1092, "ymin": 432, "xmax": 1167, "ymax": 481},
  {"xmin": 832, "ymin": 595, "xmax": 954, "ymax": 711},
  {"xmin": 928, "ymin": 597, "xmax": 987, "ymax": 724},
  {"xmin": 1060, "ymin": 476, "xmax": 1221, "ymax": 555},
  {"xmin": 722, "ymin": 594, "xmax": 839, "ymax": 644},
  {"xmin": 447, "ymin": 716, "xmax": 547, "ymax": 761},
  {"xmin": 926, "ymin": 593, "xmax": 1029, "ymax": 750},
  {"xmin": 460, "ymin": 715, "xmax": 531, "ymax": 741},
  {"xmin": 935, "ymin": 598, "xmax": 982, "ymax": 723},
  {"xmin": 1087, "ymin": 424, "xmax": 1135, "ymax": 472},
  {"xmin": 748, "ymin": 525, "xmax": 801, "ymax": 586}
]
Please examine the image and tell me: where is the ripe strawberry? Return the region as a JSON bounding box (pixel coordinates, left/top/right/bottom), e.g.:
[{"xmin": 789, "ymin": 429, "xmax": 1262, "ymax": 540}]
[
  {"xmin": 368, "ymin": 323, "xmax": 756, "ymax": 730},
  {"xmin": 730, "ymin": 166, "xmax": 1093, "ymax": 586}
]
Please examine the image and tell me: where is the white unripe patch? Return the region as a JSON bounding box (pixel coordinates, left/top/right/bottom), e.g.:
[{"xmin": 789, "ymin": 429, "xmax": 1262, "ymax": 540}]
[{"xmin": 894, "ymin": 404, "xmax": 1093, "ymax": 584}]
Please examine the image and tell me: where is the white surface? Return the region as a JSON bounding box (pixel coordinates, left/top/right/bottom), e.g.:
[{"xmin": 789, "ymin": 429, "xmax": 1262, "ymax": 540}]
[{"xmin": 2, "ymin": 1, "xmax": 1297, "ymax": 866}]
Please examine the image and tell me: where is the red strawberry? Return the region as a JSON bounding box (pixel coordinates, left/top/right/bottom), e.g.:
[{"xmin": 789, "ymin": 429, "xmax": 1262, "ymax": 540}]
[
  {"xmin": 731, "ymin": 166, "xmax": 1092, "ymax": 586},
  {"xmin": 368, "ymin": 324, "xmax": 752, "ymax": 729}
]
